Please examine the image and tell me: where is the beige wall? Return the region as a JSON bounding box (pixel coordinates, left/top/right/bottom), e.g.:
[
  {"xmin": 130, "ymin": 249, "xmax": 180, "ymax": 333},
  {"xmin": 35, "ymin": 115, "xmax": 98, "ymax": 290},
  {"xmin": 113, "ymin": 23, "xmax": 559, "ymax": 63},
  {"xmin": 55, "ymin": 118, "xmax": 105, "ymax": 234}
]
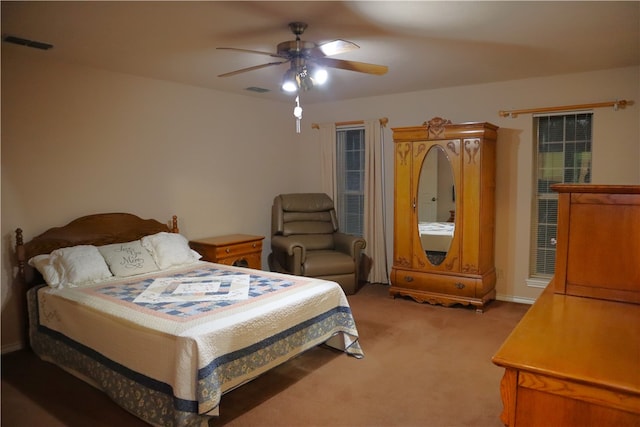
[
  {"xmin": 2, "ymin": 46, "xmax": 638, "ymax": 351},
  {"xmin": 297, "ymin": 65, "xmax": 640, "ymax": 303},
  {"xmin": 1, "ymin": 51, "xmax": 303, "ymax": 350}
]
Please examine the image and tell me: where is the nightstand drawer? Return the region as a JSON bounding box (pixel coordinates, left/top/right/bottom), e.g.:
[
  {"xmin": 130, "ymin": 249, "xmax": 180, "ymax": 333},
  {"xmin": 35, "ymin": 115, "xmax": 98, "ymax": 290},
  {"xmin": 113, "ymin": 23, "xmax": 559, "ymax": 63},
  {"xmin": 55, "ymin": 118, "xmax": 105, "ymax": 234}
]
[
  {"xmin": 189, "ymin": 234, "xmax": 264, "ymax": 270},
  {"xmin": 213, "ymin": 240, "xmax": 262, "ymax": 259}
]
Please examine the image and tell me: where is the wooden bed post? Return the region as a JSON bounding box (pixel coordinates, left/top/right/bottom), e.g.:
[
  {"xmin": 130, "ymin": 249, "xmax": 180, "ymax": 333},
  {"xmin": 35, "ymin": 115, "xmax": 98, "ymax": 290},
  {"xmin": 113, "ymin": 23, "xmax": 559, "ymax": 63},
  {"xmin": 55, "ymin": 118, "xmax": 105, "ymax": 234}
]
[
  {"xmin": 171, "ymin": 215, "xmax": 179, "ymax": 233},
  {"xmin": 16, "ymin": 228, "xmax": 25, "ymax": 279}
]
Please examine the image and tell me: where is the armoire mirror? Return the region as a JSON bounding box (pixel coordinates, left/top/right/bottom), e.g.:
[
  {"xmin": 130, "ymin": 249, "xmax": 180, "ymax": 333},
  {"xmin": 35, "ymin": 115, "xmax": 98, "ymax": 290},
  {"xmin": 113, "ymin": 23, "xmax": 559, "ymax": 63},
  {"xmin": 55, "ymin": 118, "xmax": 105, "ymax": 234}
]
[{"xmin": 417, "ymin": 145, "xmax": 456, "ymax": 265}]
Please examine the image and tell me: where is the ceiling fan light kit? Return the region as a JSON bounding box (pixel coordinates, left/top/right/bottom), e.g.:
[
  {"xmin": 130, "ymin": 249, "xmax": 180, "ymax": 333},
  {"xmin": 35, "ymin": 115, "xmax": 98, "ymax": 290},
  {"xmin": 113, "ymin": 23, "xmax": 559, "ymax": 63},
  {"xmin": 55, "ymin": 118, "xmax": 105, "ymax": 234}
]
[
  {"xmin": 217, "ymin": 21, "xmax": 388, "ymax": 132},
  {"xmin": 281, "ymin": 64, "xmax": 328, "ymax": 93},
  {"xmin": 281, "ymin": 68, "xmax": 299, "ymax": 92}
]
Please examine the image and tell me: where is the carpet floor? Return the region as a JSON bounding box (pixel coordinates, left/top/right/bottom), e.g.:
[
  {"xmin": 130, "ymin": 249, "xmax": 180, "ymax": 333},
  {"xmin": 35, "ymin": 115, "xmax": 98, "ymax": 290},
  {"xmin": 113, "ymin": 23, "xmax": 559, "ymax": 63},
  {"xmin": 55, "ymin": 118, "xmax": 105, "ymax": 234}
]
[{"xmin": 1, "ymin": 283, "xmax": 529, "ymax": 427}]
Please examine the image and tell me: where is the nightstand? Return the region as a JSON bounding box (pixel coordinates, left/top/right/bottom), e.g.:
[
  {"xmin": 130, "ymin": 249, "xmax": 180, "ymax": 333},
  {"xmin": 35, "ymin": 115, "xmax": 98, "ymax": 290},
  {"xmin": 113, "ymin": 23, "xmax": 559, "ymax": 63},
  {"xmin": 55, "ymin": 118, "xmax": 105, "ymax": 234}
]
[{"xmin": 189, "ymin": 234, "xmax": 264, "ymax": 269}]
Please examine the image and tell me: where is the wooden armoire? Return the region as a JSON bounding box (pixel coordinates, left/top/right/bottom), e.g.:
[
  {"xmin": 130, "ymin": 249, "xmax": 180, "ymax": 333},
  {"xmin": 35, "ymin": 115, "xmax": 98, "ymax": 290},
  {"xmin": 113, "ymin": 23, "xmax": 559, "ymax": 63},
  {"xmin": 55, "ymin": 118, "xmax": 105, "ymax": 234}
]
[{"xmin": 389, "ymin": 117, "xmax": 498, "ymax": 312}]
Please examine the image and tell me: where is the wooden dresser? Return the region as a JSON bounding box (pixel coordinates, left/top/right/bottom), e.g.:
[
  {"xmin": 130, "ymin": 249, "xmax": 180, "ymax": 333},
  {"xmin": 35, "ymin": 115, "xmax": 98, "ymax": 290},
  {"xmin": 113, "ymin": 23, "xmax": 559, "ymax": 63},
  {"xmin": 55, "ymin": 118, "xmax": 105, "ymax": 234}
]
[{"xmin": 492, "ymin": 184, "xmax": 640, "ymax": 426}]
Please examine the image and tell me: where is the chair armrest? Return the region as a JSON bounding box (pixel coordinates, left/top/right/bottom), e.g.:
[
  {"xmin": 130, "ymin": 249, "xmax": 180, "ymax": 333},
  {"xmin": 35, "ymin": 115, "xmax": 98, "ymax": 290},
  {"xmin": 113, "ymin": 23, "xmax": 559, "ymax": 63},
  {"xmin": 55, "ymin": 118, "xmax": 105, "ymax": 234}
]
[
  {"xmin": 271, "ymin": 235, "xmax": 306, "ymax": 257},
  {"xmin": 334, "ymin": 233, "xmax": 366, "ymax": 259},
  {"xmin": 271, "ymin": 235, "xmax": 306, "ymax": 275}
]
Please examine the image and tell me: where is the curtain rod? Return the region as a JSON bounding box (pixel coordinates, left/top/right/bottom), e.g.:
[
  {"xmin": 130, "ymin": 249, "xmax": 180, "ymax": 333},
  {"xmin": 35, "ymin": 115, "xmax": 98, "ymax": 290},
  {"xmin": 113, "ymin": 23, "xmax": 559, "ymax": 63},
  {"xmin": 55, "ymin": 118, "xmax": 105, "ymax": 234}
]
[
  {"xmin": 499, "ymin": 100, "xmax": 632, "ymax": 118},
  {"xmin": 311, "ymin": 117, "xmax": 388, "ymax": 129}
]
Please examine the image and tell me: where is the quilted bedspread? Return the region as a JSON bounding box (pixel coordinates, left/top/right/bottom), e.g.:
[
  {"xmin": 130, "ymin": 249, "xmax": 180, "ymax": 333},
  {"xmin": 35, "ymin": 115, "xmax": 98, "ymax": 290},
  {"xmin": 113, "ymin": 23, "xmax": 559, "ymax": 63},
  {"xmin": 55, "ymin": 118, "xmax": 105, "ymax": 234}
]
[
  {"xmin": 28, "ymin": 261, "xmax": 363, "ymax": 426},
  {"xmin": 419, "ymin": 221, "xmax": 455, "ymax": 252}
]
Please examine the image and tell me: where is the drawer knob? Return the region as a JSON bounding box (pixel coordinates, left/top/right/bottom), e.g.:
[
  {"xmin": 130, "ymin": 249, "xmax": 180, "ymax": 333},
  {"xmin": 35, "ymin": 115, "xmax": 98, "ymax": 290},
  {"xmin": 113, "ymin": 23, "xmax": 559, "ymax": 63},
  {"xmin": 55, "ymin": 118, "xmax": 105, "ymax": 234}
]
[
  {"xmin": 225, "ymin": 248, "xmax": 231, "ymax": 253},
  {"xmin": 455, "ymin": 282, "xmax": 465, "ymax": 289},
  {"xmin": 404, "ymin": 276, "xmax": 414, "ymax": 282}
]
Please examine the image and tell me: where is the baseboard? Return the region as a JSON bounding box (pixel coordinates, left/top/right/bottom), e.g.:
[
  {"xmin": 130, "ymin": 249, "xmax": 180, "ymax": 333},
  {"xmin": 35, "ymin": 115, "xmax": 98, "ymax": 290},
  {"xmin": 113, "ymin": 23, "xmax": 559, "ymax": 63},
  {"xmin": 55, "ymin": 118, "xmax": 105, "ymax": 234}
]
[
  {"xmin": 2, "ymin": 341, "xmax": 24, "ymax": 355},
  {"xmin": 496, "ymin": 294, "xmax": 536, "ymax": 305}
]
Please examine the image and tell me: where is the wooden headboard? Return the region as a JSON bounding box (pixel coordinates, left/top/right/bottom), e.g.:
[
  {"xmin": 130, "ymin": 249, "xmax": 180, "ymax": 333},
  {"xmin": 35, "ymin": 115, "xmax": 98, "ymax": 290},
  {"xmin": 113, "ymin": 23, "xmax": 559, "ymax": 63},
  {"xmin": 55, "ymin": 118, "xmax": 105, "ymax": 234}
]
[{"xmin": 16, "ymin": 213, "xmax": 179, "ymax": 283}]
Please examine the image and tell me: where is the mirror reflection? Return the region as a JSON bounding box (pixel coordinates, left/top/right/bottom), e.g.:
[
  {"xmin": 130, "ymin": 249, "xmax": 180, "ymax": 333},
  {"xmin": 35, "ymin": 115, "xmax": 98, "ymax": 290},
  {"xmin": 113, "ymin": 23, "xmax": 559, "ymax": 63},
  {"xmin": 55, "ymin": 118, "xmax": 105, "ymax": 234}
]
[{"xmin": 417, "ymin": 145, "xmax": 455, "ymax": 265}]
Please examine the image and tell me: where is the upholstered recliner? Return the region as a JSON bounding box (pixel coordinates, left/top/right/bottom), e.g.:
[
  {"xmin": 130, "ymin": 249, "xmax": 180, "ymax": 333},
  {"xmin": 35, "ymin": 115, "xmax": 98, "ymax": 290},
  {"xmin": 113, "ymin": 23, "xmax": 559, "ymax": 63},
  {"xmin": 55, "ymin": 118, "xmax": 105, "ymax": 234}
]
[{"xmin": 268, "ymin": 193, "xmax": 366, "ymax": 295}]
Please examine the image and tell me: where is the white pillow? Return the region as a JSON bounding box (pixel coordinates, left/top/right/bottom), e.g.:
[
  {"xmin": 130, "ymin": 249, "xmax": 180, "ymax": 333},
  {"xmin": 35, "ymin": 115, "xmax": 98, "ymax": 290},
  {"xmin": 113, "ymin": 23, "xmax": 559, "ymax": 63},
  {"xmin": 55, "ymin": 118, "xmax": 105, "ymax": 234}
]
[
  {"xmin": 51, "ymin": 245, "xmax": 113, "ymax": 286},
  {"xmin": 141, "ymin": 232, "xmax": 201, "ymax": 270},
  {"xmin": 28, "ymin": 254, "xmax": 62, "ymax": 288},
  {"xmin": 98, "ymin": 240, "xmax": 159, "ymax": 277}
]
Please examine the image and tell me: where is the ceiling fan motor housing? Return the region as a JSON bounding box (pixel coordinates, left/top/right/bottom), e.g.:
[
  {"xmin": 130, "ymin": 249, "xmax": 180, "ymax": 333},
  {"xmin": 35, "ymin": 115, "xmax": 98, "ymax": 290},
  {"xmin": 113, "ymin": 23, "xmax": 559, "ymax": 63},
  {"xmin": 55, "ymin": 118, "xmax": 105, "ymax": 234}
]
[{"xmin": 277, "ymin": 40, "xmax": 316, "ymax": 57}]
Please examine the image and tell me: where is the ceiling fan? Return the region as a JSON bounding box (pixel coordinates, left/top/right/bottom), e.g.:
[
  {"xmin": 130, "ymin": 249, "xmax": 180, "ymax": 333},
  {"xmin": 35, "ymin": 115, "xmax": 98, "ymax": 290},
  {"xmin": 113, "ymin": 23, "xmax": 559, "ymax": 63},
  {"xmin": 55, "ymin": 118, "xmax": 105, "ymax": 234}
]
[{"xmin": 217, "ymin": 22, "xmax": 388, "ymax": 93}]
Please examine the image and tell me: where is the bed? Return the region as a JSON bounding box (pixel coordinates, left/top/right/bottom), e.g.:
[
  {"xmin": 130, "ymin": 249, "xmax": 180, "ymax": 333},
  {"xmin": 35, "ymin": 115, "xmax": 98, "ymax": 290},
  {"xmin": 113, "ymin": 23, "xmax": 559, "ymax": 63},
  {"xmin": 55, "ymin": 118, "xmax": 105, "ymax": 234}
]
[
  {"xmin": 418, "ymin": 221, "xmax": 454, "ymax": 253},
  {"xmin": 16, "ymin": 213, "xmax": 363, "ymax": 427}
]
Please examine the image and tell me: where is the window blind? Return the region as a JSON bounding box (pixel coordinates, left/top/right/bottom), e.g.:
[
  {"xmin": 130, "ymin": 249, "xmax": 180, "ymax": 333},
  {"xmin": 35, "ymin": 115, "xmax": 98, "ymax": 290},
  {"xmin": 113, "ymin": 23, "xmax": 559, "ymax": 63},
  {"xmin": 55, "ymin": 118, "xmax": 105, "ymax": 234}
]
[
  {"xmin": 531, "ymin": 113, "xmax": 592, "ymax": 278},
  {"xmin": 336, "ymin": 127, "xmax": 365, "ymax": 236}
]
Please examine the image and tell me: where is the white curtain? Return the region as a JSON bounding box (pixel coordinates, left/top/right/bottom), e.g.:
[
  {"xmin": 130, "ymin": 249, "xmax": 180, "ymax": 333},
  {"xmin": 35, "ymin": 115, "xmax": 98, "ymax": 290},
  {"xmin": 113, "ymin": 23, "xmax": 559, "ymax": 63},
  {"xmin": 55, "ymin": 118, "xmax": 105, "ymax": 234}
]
[
  {"xmin": 318, "ymin": 123, "xmax": 337, "ymax": 200},
  {"xmin": 317, "ymin": 119, "xmax": 389, "ymax": 284},
  {"xmin": 363, "ymin": 119, "xmax": 389, "ymax": 284}
]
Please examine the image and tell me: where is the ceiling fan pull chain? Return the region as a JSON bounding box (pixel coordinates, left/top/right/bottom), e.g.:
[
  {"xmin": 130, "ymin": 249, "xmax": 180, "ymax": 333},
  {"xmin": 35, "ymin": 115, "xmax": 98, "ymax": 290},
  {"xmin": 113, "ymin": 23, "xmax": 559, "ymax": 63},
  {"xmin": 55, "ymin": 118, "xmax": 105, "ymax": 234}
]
[{"xmin": 294, "ymin": 96, "xmax": 303, "ymax": 133}]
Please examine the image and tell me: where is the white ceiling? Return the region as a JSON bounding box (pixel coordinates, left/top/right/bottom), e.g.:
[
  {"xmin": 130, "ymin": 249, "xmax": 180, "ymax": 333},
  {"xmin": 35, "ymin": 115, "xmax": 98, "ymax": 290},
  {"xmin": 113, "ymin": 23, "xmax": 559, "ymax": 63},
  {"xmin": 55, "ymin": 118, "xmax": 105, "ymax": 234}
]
[{"xmin": 2, "ymin": 1, "xmax": 639, "ymax": 104}]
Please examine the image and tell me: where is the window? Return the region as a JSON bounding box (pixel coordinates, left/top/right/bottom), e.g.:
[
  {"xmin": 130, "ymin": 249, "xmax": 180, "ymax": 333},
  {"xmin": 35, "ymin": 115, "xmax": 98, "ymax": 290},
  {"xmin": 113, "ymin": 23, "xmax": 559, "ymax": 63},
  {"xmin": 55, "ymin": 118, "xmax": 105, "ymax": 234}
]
[
  {"xmin": 336, "ymin": 126, "xmax": 365, "ymax": 236},
  {"xmin": 531, "ymin": 113, "xmax": 592, "ymax": 279}
]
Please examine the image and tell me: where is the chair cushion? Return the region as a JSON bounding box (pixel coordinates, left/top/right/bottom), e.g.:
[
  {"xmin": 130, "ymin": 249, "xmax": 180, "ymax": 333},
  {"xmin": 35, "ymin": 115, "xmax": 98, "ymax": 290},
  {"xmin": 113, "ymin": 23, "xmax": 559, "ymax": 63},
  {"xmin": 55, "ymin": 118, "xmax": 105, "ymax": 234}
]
[
  {"xmin": 294, "ymin": 234, "xmax": 335, "ymax": 251},
  {"xmin": 303, "ymin": 250, "xmax": 355, "ymax": 276},
  {"xmin": 280, "ymin": 193, "xmax": 334, "ymax": 212},
  {"xmin": 283, "ymin": 220, "xmax": 335, "ymax": 236},
  {"xmin": 282, "ymin": 211, "xmax": 335, "ymax": 236},
  {"xmin": 283, "ymin": 211, "xmax": 332, "ymax": 222}
]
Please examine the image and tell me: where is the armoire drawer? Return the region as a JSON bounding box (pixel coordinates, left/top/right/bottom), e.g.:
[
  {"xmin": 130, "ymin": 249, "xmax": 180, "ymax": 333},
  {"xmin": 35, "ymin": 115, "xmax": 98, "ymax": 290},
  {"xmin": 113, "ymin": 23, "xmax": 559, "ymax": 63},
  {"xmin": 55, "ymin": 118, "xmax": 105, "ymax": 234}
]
[{"xmin": 392, "ymin": 268, "xmax": 478, "ymax": 298}]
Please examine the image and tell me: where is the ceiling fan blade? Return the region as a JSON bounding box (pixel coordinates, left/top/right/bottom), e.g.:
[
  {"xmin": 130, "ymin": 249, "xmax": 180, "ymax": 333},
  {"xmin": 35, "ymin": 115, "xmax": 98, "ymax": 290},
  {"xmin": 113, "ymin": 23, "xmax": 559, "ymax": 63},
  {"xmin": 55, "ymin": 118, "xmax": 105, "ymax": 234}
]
[
  {"xmin": 218, "ymin": 61, "xmax": 289, "ymax": 78},
  {"xmin": 315, "ymin": 57, "xmax": 388, "ymax": 75},
  {"xmin": 217, "ymin": 47, "xmax": 284, "ymax": 59},
  {"xmin": 313, "ymin": 39, "xmax": 359, "ymax": 57}
]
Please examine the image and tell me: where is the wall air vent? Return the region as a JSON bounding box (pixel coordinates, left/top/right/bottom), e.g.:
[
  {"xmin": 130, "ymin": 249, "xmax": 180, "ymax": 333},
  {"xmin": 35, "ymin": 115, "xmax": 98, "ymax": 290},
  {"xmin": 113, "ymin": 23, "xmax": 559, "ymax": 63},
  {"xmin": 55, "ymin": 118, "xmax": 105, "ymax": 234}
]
[
  {"xmin": 245, "ymin": 87, "xmax": 270, "ymax": 93},
  {"xmin": 3, "ymin": 35, "xmax": 53, "ymax": 50}
]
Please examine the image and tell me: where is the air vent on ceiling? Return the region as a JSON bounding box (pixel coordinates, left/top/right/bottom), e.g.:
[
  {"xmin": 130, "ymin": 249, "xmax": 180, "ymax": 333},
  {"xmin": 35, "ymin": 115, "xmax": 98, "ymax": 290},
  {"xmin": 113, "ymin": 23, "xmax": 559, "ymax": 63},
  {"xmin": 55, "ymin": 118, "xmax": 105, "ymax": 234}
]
[
  {"xmin": 245, "ymin": 87, "xmax": 270, "ymax": 93},
  {"xmin": 3, "ymin": 35, "xmax": 53, "ymax": 50}
]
